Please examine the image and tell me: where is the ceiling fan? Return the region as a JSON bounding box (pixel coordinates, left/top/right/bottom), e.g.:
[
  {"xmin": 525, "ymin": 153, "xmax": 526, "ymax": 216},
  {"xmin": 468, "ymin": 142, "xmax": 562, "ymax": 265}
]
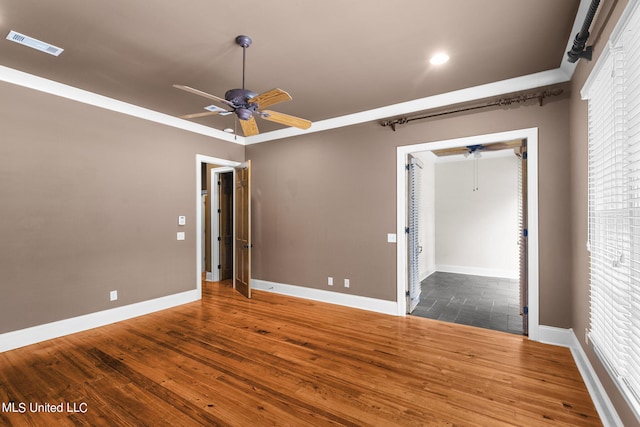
[{"xmin": 174, "ymin": 35, "xmax": 311, "ymax": 136}]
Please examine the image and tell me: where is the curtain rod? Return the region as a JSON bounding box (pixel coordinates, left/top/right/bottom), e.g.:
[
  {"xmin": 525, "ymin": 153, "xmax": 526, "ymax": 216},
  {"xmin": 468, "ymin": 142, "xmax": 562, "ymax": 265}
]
[
  {"xmin": 380, "ymin": 88, "xmax": 563, "ymax": 132},
  {"xmin": 567, "ymin": 0, "xmax": 601, "ymax": 63}
]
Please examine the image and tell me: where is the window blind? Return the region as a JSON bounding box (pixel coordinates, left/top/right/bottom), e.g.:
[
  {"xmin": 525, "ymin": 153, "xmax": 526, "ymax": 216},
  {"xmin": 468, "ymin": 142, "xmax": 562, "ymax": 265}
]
[
  {"xmin": 407, "ymin": 155, "xmax": 423, "ymax": 313},
  {"xmin": 585, "ymin": 3, "xmax": 640, "ymax": 416}
]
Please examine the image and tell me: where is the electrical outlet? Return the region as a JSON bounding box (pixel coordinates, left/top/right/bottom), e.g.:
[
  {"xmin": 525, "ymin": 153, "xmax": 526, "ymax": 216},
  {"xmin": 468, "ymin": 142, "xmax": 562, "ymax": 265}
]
[
  {"xmin": 110, "ymin": 290, "xmax": 118, "ymax": 301},
  {"xmin": 328, "ymin": 277, "xmax": 333, "ymax": 286},
  {"xmin": 344, "ymin": 278, "xmax": 350, "ymax": 288},
  {"xmin": 177, "ymin": 231, "xmax": 185, "ymax": 241}
]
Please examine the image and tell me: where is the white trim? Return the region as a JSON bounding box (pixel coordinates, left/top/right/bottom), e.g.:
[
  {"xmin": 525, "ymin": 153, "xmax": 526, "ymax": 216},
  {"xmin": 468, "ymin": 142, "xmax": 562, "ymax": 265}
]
[
  {"xmin": 252, "ymin": 279, "xmax": 399, "ymax": 316},
  {"xmin": 0, "ymin": 290, "xmax": 199, "ymax": 353},
  {"xmin": 396, "ymin": 128, "xmax": 540, "ymax": 340},
  {"xmin": 195, "ymin": 155, "xmax": 241, "ymax": 296},
  {"xmin": 539, "ymin": 327, "xmax": 623, "ymax": 427},
  {"xmin": 245, "ymin": 70, "xmax": 568, "ymax": 144},
  {"xmin": 420, "ymin": 267, "xmax": 436, "ymax": 283},
  {"xmin": 435, "ymin": 265, "xmax": 518, "ymax": 280},
  {"xmin": 0, "ymin": 66, "xmax": 244, "ymax": 144},
  {"xmin": 1, "ymin": 64, "xmax": 569, "ymax": 146},
  {"xmin": 537, "ymin": 325, "xmax": 575, "ymax": 347}
]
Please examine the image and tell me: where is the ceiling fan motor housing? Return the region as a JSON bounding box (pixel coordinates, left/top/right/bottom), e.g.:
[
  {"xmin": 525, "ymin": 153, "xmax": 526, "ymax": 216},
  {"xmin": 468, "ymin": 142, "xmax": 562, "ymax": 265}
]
[{"xmin": 225, "ymin": 88, "xmax": 258, "ymax": 119}]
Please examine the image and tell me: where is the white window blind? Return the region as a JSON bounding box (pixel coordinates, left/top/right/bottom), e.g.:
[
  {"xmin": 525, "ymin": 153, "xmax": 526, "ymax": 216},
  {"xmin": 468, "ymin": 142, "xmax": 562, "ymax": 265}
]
[
  {"xmin": 585, "ymin": 3, "xmax": 640, "ymax": 417},
  {"xmin": 407, "ymin": 155, "xmax": 423, "ymax": 313}
]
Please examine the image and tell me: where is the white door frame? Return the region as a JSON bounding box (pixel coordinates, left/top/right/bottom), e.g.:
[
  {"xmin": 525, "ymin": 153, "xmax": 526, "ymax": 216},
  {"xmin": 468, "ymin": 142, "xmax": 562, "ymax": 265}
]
[
  {"xmin": 396, "ymin": 127, "xmax": 540, "ymax": 341},
  {"xmin": 196, "ymin": 155, "xmax": 241, "ymax": 296}
]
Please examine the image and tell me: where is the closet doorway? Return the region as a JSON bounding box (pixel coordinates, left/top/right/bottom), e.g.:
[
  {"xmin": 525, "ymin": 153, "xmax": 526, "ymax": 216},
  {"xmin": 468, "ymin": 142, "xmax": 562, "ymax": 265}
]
[
  {"xmin": 203, "ymin": 166, "xmax": 234, "ymax": 282},
  {"xmin": 396, "ymin": 128, "xmax": 540, "ymax": 340}
]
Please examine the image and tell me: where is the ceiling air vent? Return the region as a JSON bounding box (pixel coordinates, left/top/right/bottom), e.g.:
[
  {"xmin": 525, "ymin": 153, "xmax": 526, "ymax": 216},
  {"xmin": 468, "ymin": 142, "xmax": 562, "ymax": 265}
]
[
  {"xmin": 204, "ymin": 105, "xmax": 232, "ymax": 116},
  {"xmin": 6, "ymin": 30, "xmax": 64, "ymax": 56}
]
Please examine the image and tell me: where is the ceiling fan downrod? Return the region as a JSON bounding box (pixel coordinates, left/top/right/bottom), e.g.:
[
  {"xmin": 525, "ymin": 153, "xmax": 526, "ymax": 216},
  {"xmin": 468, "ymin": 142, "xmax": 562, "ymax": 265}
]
[{"xmin": 235, "ymin": 35, "xmax": 252, "ymax": 90}]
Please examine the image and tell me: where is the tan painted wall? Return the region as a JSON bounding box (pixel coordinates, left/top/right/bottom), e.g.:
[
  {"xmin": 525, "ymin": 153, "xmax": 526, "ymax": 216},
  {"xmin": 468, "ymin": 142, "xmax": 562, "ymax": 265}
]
[
  {"xmin": 247, "ymin": 90, "xmax": 572, "ymax": 327},
  {"xmin": 569, "ymin": 0, "xmax": 639, "ymax": 424},
  {"xmin": 0, "ymin": 81, "xmax": 244, "ymax": 334}
]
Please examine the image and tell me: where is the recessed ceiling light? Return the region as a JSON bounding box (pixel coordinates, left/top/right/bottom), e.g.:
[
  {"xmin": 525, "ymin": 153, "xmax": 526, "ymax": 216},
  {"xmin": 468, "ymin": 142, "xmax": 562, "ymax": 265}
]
[
  {"xmin": 430, "ymin": 52, "xmax": 449, "ymax": 65},
  {"xmin": 6, "ymin": 30, "xmax": 64, "ymax": 56}
]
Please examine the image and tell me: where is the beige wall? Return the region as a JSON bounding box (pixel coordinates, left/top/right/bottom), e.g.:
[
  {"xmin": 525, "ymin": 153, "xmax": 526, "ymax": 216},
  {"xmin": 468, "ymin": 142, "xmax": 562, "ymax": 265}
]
[
  {"xmin": 0, "ymin": 81, "xmax": 244, "ymax": 334},
  {"xmin": 569, "ymin": 0, "xmax": 638, "ymax": 424},
  {"xmin": 247, "ymin": 90, "xmax": 572, "ymax": 327}
]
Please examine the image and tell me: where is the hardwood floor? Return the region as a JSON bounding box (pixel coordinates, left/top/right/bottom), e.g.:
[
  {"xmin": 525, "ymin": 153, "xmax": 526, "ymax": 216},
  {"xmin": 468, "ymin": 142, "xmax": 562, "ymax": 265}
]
[{"xmin": 0, "ymin": 281, "xmax": 601, "ymax": 426}]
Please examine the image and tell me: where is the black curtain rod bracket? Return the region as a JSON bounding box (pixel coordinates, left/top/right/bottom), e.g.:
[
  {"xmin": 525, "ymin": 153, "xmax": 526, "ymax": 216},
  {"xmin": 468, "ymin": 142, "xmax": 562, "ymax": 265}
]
[{"xmin": 567, "ymin": 0, "xmax": 601, "ymax": 63}]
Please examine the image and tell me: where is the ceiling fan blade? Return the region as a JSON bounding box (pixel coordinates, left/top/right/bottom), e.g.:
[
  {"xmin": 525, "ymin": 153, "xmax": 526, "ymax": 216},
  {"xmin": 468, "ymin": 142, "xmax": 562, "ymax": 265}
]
[
  {"xmin": 240, "ymin": 116, "xmax": 259, "ymax": 136},
  {"xmin": 179, "ymin": 111, "xmax": 222, "ymax": 119},
  {"xmin": 250, "ymin": 89, "xmax": 292, "ymax": 109},
  {"xmin": 173, "ymin": 84, "xmax": 234, "ymax": 107},
  {"xmin": 261, "ymin": 110, "xmax": 311, "ymax": 130}
]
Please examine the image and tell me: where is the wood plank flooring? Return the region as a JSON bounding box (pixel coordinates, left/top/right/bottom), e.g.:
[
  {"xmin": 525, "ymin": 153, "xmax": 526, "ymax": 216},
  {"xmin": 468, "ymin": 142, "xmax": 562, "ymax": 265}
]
[{"xmin": 0, "ymin": 281, "xmax": 601, "ymax": 426}]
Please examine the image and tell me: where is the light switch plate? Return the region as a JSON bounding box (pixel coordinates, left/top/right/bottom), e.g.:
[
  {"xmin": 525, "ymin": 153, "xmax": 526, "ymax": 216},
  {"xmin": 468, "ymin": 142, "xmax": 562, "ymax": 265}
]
[
  {"xmin": 178, "ymin": 216, "xmax": 186, "ymax": 226},
  {"xmin": 177, "ymin": 231, "xmax": 185, "ymax": 241},
  {"xmin": 387, "ymin": 233, "xmax": 397, "ymax": 243}
]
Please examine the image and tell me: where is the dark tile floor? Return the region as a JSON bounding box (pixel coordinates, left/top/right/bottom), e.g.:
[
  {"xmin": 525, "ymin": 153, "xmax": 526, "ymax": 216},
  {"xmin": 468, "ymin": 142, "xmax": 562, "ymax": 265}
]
[{"xmin": 411, "ymin": 272, "xmax": 524, "ymax": 335}]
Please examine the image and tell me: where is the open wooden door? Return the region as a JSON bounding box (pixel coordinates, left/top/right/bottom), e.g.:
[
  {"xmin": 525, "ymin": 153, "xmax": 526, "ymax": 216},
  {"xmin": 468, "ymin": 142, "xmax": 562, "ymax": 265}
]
[{"xmin": 234, "ymin": 161, "xmax": 251, "ymax": 298}]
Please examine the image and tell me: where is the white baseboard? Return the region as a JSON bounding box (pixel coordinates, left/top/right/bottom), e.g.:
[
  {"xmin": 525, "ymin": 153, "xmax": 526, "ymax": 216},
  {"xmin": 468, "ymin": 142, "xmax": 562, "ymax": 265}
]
[
  {"xmin": 537, "ymin": 326, "xmax": 622, "ymax": 427},
  {"xmin": 0, "ymin": 289, "xmax": 200, "ymax": 353},
  {"xmin": 252, "ymin": 279, "xmax": 400, "ymax": 316},
  {"xmin": 420, "ymin": 267, "xmax": 436, "ymax": 282},
  {"xmin": 436, "ymin": 264, "xmax": 518, "ymax": 279}
]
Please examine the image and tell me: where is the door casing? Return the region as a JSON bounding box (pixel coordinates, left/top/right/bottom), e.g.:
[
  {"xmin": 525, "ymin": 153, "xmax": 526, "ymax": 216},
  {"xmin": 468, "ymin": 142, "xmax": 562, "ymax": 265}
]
[
  {"xmin": 196, "ymin": 155, "xmax": 241, "ymax": 295},
  {"xmin": 396, "ymin": 127, "xmax": 540, "ymax": 340}
]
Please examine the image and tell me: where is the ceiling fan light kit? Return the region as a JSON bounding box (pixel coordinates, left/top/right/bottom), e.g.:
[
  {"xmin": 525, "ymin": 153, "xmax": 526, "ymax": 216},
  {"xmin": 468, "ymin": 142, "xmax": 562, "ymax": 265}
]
[{"xmin": 174, "ymin": 35, "xmax": 311, "ymax": 136}]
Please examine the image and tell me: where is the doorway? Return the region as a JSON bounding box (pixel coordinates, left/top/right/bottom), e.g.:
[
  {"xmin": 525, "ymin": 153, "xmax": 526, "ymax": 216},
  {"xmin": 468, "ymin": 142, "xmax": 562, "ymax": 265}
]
[
  {"xmin": 195, "ymin": 155, "xmax": 242, "ymax": 296},
  {"xmin": 218, "ymin": 172, "xmax": 233, "ymax": 280},
  {"xmin": 204, "ymin": 166, "xmax": 234, "ymax": 282},
  {"xmin": 396, "ymin": 128, "xmax": 540, "ymax": 340},
  {"xmin": 410, "ymin": 144, "xmax": 525, "ymax": 335}
]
